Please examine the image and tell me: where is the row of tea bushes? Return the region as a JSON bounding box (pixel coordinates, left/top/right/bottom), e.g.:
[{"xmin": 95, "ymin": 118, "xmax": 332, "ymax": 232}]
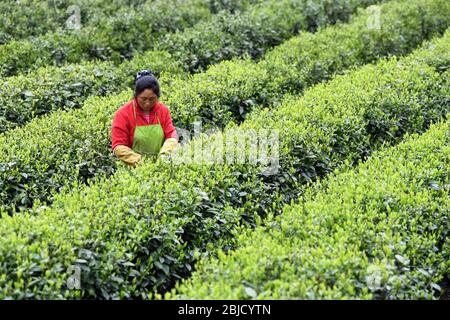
[
  {"xmin": 156, "ymin": 0, "xmax": 387, "ymax": 73},
  {"xmin": 0, "ymin": 0, "xmax": 385, "ymax": 132},
  {"xmin": 170, "ymin": 0, "xmax": 450, "ymax": 129},
  {"xmin": 0, "ymin": 0, "xmax": 215, "ymax": 77},
  {"xmin": 0, "ymin": 0, "xmax": 447, "ymax": 213},
  {"xmin": 0, "ymin": 51, "xmax": 185, "ymax": 133},
  {"xmin": 170, "ymin": 119, "xmax": 450, "ymax": 299},
  {"xmin": 0, "ymin": 30, "xmax": 447, "ymax": 299},
  {"xmin": 0, "ymin": 0, "xmax": 296, "ymax": 77},
  {"xmin": 0, "ymin": 0, "xmax": 384, "ymax": 77},
  {"xmin": 0, "ymin": 0, "xmax": 148, "ymax": 45}
]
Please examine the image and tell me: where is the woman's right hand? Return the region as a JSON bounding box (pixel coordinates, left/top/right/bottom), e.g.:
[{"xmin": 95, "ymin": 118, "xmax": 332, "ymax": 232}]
[{"xmin": 113, "ymin": 145, "xmax": 142, "ymax": 167}]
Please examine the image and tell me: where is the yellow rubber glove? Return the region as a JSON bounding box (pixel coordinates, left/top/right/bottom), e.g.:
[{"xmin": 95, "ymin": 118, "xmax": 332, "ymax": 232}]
[
  {"xmin": 114, "ymin": 145, "xmax": 142, "ymax": 167},
  {"xmin": 159, "ymin": 138, "xmax": 178, "ymax": 155}
]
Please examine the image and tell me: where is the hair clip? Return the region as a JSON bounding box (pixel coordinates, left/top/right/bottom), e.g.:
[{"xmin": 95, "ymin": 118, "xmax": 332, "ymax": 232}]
[{"xmin": 136, "ymin": 70, "xmax": 153, "ymax": 81}]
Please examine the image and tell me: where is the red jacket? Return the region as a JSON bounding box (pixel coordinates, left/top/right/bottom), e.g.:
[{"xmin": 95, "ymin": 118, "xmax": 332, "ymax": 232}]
[{"xmin": 111, "ymin": 99, "xmax": 177, "ymax": 151}]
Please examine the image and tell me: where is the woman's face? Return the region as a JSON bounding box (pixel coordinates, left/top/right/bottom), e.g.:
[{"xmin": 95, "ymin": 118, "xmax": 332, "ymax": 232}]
[{"xmin": 137, "ymin": 89, "xmax": 158, "ymax": 111}]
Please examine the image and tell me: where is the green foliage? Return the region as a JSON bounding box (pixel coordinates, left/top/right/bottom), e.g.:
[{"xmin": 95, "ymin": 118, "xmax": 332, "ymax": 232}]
[
  {"xmin": 206, "ymin": 0, "xmax": 266, "ymax": 13},
  {"xmin": 0, "ymin": 0, "xmax": 213, "ymax": 77},
  {"xmin": 0, "ymin": 51, "xmax": 184, "ymax": 132},
  {"xmin": 0, "ymin": 0, "xmax": 448, "ymax": 214},
  {"xmin": 0, "ymin": 28, "xmax": 448, "ymax": 299},
  {"xmin": 0, "ymin": 0, "xmax": 385, "ymax": 133},
  {"xmin": 158, "ymin": 0, "xmax": 388, "ymax": 73},
  {"xmin": 171, "ymin": 120, "xmax": 450, "ymax": 299},
  {"xmin": 0, "ymin": 0, "xmax": 149, "ymax": 45},
  {"xmin": 171, "ymin": 0, "xmax": 450, "ymax": 130},
  {"xmin": 0, "ymin": 0, "xmax": 385, "ymax": 77}
]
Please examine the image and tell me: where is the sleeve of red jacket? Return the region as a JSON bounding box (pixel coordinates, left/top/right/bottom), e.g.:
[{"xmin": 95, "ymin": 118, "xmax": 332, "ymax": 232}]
[
  {"xmin": 111, "ymin": 110, "xmax": 131, "ymax": 151},
  {"xmin": 162, "ymin": 107, "xmax": 177, "ymax": 140}
]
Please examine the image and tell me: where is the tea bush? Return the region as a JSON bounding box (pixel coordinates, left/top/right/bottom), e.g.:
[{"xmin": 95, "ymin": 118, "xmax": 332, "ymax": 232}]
[
  {"xmin": 0, "ymin": 0, "xmax": 447, "ymax": 213},
  {"xmin": 170, "ymin": 120, "xmax": 450, "ymax": 299},
  {"xmin": 0, "ymin": 30, "xmax": 448, "ymax": 299},
  {"xmin": 0, "ymin": 0, "xmax": 214, "ymax": 77},
  {"xmin": 0, "ymin": 0, "xmax": 149, "ymax": 44},
  {"xmin": 0, "ymin": 0, "xmax": 386, "ymax": 131}
]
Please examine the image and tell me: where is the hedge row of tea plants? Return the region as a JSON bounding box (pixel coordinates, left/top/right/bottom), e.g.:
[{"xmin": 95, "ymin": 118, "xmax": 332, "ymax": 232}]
[
  {"xmin": 0, "ymin": 0, "xmax": 386, "ymax": 132},
  {"xmin": 0, "ymin": 0, "xmax": 385, "ymax": 77},
  {"xmin": 0, "ymin": 51, "xmax": 185, "ymax": 133},
  {"xmin": 156, "ymin": 0, "xmax": 387, "ymax": 73},
  {"xmin": 0, "ymin": 0, "xmax": 149, "ymax": 45},
  {"xmin": 170, "ymin": 0, "xmax": 450, "ymax": 129},
  {"xmin": 170, "ymin": 119, "xmax": 450, "ymax": 299},
  {"xmin": 0, "ymin": 0, "xmax": 448, "ymax": 213},
  {"xmin": 0, "ymin": 0, "xmax": 264, "ymax": 44},
  {"xmin": 0, "ymin": 30, "xmax": 448, "ymax": 299},
  {"xmin": 0, "ymin": 0, "xmax": 215, "ymax": 77}
]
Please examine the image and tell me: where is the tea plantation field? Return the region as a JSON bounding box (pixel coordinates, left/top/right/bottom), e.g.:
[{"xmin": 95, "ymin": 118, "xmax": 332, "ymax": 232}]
[{"xmin": 0, "ymin": 0, "xmax": 448, "ymax": 300}]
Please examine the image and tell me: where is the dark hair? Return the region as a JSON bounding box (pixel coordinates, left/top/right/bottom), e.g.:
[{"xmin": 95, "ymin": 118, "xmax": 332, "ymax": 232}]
[{"xmin": 134, "ymin": 70, "xmax": 160, "ymax": 98}]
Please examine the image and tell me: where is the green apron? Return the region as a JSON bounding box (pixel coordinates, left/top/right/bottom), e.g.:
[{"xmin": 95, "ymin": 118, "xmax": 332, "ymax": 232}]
[{"xmin": 132, "ymin": 100, "xmax": 165, "ymax": 158}]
